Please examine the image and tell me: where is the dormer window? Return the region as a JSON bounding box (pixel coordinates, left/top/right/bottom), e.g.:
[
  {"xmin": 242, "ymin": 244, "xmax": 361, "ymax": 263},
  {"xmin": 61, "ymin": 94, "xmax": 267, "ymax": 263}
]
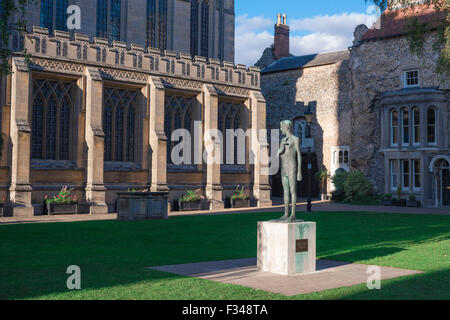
[{"xmin": 404, "ymin": 70, "xmax": 420, "ymax": 88}]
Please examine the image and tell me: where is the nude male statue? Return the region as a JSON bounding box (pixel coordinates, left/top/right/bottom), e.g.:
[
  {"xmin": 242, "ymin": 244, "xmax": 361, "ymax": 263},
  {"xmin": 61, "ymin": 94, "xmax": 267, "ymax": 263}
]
[{"xmin": 277, "ymin": 120, "xmax": 302, "ymax": 222}]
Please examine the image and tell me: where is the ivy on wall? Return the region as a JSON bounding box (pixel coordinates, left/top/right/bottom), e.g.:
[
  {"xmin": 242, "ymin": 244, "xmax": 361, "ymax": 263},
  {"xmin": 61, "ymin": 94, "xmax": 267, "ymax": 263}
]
[
  {"xmin": 366, "ymin": 0, "xmax": 449, "ymax": 77},
  {"xmin": 0, "ymin": 0, "xmax": 36, "ymax": 75}
]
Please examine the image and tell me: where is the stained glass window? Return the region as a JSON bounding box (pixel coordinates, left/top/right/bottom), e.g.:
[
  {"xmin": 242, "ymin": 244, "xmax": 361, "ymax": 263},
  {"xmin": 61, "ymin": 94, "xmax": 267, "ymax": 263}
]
[
  {"xmin": 147, "ymin": 0, "xmax": 156, "ymax": 48},
  {"xmin": 103, "ymin": 87, "xmax": 138, "ymax": 162},
  {"xmin": 103, "ymin": 106, "xmax": 113, "ymax": 161},
  {"xmin": 31, "ymin": 79, "xmax": 74, "ymax": 160},
  {"xmin": 127, "ymin": 107, "xmax": 136, "ymax": 162},
  {"xmin": 165, "ymin": 95, "xmax": 195, "ymax": 164},
  {"xmin": 200, "ymin": 0, "xmax": 209, "ymax": 58},
  {"xmin": 110, "ymin": 0, "xmax": 121, "ymax": 41},
  {"xmin": 190, "ymin": 0, "xmax": 199, "ymax": 56},
  {"xmin": 55, "ymin": 0, "xmax": 68, "ymax": 31},
  {"xmin": 218, "ymin": 102, "xmax": 246, "ymax": 166},
  {"xmin": 40, "ymin": 0, "xmax": 54, "ymax": 33},
  {"xmin": 32, "ymin": 95, "xmax": 44, "ymax": 160},
  {"xmin": 158, "ymin": 0, "xmax": 168, "ymax": 50},
  {"xmin": 96, "ymin": 0, "xmax": 108, "ymax": 38}
]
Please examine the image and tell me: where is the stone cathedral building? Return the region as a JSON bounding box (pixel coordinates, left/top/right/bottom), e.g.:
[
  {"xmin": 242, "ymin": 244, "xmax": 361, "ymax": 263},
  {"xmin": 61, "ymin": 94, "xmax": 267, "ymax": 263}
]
[
  {"xmin": 14, "ymin": 0, "xmax": 235, "ymax": 62},
  {"xmin": 258, "ymin": 3, "xmax": 449, "ymax": 208},
  {"xmin": 0, "ymin": 1, "xmax": 272, "ymax": 217}
]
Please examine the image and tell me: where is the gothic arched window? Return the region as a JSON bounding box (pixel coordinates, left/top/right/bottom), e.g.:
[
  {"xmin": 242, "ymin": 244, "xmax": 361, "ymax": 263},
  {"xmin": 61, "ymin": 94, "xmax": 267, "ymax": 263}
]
[
  {"xmin": 200, "ymin": 0, "xmax": 209, "ymax": 58},
  {"xmin": 110, "ymin": 0, "xmax": 122, "ymax": 41},
  {"xmin": 158, "ymin": 0, "xmax": 168, "ymax": 50},
  {"xmin": 147, "ymin": 0, "xmax": 156, "ymax": 48},
  {"xmin": 31, "ymin": 79, "xmax": 74, "ymax": 160},
  {"xmin": 218, "ymin": 102, "xmax": 246, "ymax": 166},
  {"xmin": 165, "ymin": 95, "xmax": 195, "ymax": 164},
  {"xmin": 55, "ymin": 0, "xmax": 68, "ymax": 31},
  {"xmin": 40, "ymin": 0, "xmax": 54, "ymax": 33},
  {"xmin": 127, "ymin": 107, "xmax": 136, "ymax": 162},
  {"xmin": 103, "ymin": 87, "xmax": 138, "ymax": 162},
  {"xmin": 190, "ymin": 0, "xmax": 199, "ymax": 56},
  {"xmin": 96, "ymin": 0, "xmax": 108, "ymax": 38}
]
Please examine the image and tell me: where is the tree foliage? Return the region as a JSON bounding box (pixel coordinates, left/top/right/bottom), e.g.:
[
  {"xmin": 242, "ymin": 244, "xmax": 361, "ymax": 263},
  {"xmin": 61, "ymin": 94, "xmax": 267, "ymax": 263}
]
[
  {"xmin": 366, "ymin": 0, "xmax": 449, "ymax": 76},
  {"xmin": 0, "ymin": 0, "xmax": 36, "ymax": 75}
]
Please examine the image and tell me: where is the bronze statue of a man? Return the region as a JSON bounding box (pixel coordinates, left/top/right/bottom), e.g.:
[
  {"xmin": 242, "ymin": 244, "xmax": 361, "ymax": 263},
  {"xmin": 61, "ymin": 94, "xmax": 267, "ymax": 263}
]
[{"xmin": 277, "ymin": 120, "xmax": 302, "ymax": 222}]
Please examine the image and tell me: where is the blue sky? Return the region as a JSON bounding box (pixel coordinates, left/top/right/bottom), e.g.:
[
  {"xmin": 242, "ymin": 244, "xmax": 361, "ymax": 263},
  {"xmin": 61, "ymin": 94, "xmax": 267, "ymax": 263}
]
[{"xmin": 234, "ymin": 0, "xmax": 380, "ymax": 65}]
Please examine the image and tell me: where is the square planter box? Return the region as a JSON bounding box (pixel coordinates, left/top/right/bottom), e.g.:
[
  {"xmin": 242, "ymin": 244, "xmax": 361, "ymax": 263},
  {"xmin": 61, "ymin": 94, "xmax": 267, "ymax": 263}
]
[
  {"xmin": 406, "ymin": 200, "xmax": 421, "ymax": 208},
  {"xmin": 117, "ymin": 192, "xmax": 169, "ymax": 221},
  {"xmin": 382, "ymin": 199, "xmax": 393, "ymax": 206},
  {"xmin": 231, "ymin": 198, "xmax": 251, "ymax": 208},
  {"xmin": 179, "ymin": 200, "xmax": 202, "ymax": 211},
  {"xmin": 392, "ymin": 199, "xmax": 406, "ymax": 207},
  {"xmin": 47, "ymin": 203, "xmax": 78, "ymax": 215}
]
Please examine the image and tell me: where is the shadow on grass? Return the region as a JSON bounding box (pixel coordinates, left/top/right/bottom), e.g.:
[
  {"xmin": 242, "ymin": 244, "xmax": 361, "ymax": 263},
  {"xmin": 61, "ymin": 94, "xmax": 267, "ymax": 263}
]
[
  {"xmin": 340, "ymin": 268, "xmax": 450, "ymax": 300},
  {"xmin": 0, "ymin": 211, "xmax": 449, "ymax": 299},
  {"xmin": 323, "ymin": 247, "xmax": 406, "ymax": 262}
]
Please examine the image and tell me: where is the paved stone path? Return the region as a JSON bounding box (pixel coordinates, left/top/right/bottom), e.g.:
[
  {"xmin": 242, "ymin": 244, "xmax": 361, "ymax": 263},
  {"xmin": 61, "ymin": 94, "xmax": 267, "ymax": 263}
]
[
  {"xmin": 1, "ymin": 199, "xmax": 448, "ymax": 225},
  {"xmin": 149, "ymin": 258, "xmax": 423, "ymax": 296}
]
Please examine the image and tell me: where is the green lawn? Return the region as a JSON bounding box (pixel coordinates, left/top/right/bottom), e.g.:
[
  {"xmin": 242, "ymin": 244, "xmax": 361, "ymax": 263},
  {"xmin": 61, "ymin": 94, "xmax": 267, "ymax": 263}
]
[{"xmin": 0, "ymin": 211, "xmax": 449, "ymax": 300}]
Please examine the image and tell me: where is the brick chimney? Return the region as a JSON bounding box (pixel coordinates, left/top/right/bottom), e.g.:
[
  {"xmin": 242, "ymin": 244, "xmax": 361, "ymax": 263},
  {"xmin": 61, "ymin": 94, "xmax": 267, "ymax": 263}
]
[{"xmin": 274, "ymin": 13, "xmax": 290, "ymax": 60}]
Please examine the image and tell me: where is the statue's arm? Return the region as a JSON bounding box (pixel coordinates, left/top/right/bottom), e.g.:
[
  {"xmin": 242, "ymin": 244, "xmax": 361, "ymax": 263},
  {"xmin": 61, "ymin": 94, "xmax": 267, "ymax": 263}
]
[
  {"xmin": 277, "ymin": 137, "xmax": 287, "ymax": 156},
  {"xmin": 296, "ymin": 138, "xmax": 302, "ymax": 181}
]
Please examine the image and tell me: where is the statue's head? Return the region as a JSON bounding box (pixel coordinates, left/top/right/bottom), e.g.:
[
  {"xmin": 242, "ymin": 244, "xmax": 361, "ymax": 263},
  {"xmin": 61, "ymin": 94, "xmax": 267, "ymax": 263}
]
[{"xmin": 280, "ymin": 120, "xmax": 293, "ymax": 135}]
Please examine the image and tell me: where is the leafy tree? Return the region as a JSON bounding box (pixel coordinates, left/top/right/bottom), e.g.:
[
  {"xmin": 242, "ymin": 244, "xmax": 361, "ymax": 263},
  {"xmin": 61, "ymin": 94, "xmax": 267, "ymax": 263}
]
[
  {"xmin": 0, "ymin": 0, "xmax": 36, "ymax": 75},
  {"xmin": 366, "ymin": 0, "xmax": 449, "ymax": 76}
]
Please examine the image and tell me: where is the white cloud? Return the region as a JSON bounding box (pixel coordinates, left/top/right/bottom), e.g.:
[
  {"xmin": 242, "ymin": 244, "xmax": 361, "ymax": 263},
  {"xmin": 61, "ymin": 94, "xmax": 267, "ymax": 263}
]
[
  {"xmin": 235, "ymin": 12, "xmax": 377, "ymax": 66},
  {"xmin": 235, "ymin": 14, "xmax": 273, "ymax": 33},
  {"xmin": 290, "ymin": 13, "xmax": 376, "ymax": 37},
  {"xmin": 290, "ymin": 33, "xmax": 349, "ymax": 56},
  {"xmin": 235, "ymin": 30, "xmax": 273, "ymax": 67}
]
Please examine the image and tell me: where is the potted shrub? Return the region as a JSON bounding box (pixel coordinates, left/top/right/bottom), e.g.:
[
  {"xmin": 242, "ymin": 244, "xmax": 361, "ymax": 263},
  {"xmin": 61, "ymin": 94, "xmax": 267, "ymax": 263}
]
[
  {"xmin": 382, "ymin": 194, "xmax": 393, "ymax": 206},
  {"xmin": 178, "ymin": 190, "xmax": 202, "ymax": 211},
  {"xmin": 45, "ymin": 186, "xmax": 78, "ymax": 215},
  {"xmin": 406, "ymin": 195, "xmax": 421, "ymax": 208},
  {"xmin": 231, "ymin": 186, "xmax": 251, "ymax": 208},
  {"xmin": 392, "ymin": 185, "xmax": 406, "ymax": 207},
  {"xmin": 315, "ymin": 170, "xmax": 330, "ymax": 201}
]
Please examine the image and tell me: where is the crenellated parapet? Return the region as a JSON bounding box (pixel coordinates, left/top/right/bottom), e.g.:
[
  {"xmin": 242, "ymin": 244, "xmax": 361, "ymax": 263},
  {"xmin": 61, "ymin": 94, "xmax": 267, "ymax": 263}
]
[{"xmin": 11, "ymin": 26, "xmax": 261, "ymax": 91}]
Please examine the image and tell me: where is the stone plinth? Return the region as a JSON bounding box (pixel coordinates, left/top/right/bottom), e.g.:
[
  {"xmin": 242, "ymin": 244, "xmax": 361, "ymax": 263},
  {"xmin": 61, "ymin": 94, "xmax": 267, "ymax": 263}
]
[{"xmin": 257, "ymin": 220, "xmax": 316, "ymax": 275}]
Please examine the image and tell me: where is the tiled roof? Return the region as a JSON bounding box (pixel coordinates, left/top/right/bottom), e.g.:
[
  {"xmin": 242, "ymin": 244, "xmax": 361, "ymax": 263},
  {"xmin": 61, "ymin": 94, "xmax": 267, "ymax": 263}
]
[
  {"xmin": 261, "ymin": 49, "xmax": 349, "ymax": 74},
  {"xmin": 361, "ymin": 2, "xmax": 445, "ymax": 41}
]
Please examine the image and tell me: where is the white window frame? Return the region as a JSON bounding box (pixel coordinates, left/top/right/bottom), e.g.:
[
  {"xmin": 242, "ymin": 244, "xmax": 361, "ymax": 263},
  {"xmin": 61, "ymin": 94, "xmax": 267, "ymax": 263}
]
[
  {"xmin": 401, "ymin": 159, "xmax": 410, "ymax": 191},
  {"xmin": 427, "ymin": 106, "xmax": 438, "ymax": 145},
  {"xmin": 390, "ymin": 109, "xmax": 399, "ymax": 147},
  {"xmin": 403, "ymin": 69, "xmax": 420, "ymax": 88},
  {"xmin": 401, "ymin": 108, "xmax": 410, "ymax": 146},
  {"xmin": 412, "ymin": 159, "xmax": 421, "ymax": 192},
  {"xmin": 390, "ymin": 160, "xmax": 399, "ymax": 191},
  {"xmin": 412, "ymin": 107, "xmax": 420, "ymax": 146}
]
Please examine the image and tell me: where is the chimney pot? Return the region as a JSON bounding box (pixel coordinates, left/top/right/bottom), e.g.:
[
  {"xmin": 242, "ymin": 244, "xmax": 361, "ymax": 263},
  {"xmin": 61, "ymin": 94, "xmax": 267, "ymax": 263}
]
[{"xmin": 274, "ymin": 14, "xmax": 290, "ymax": 60}]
